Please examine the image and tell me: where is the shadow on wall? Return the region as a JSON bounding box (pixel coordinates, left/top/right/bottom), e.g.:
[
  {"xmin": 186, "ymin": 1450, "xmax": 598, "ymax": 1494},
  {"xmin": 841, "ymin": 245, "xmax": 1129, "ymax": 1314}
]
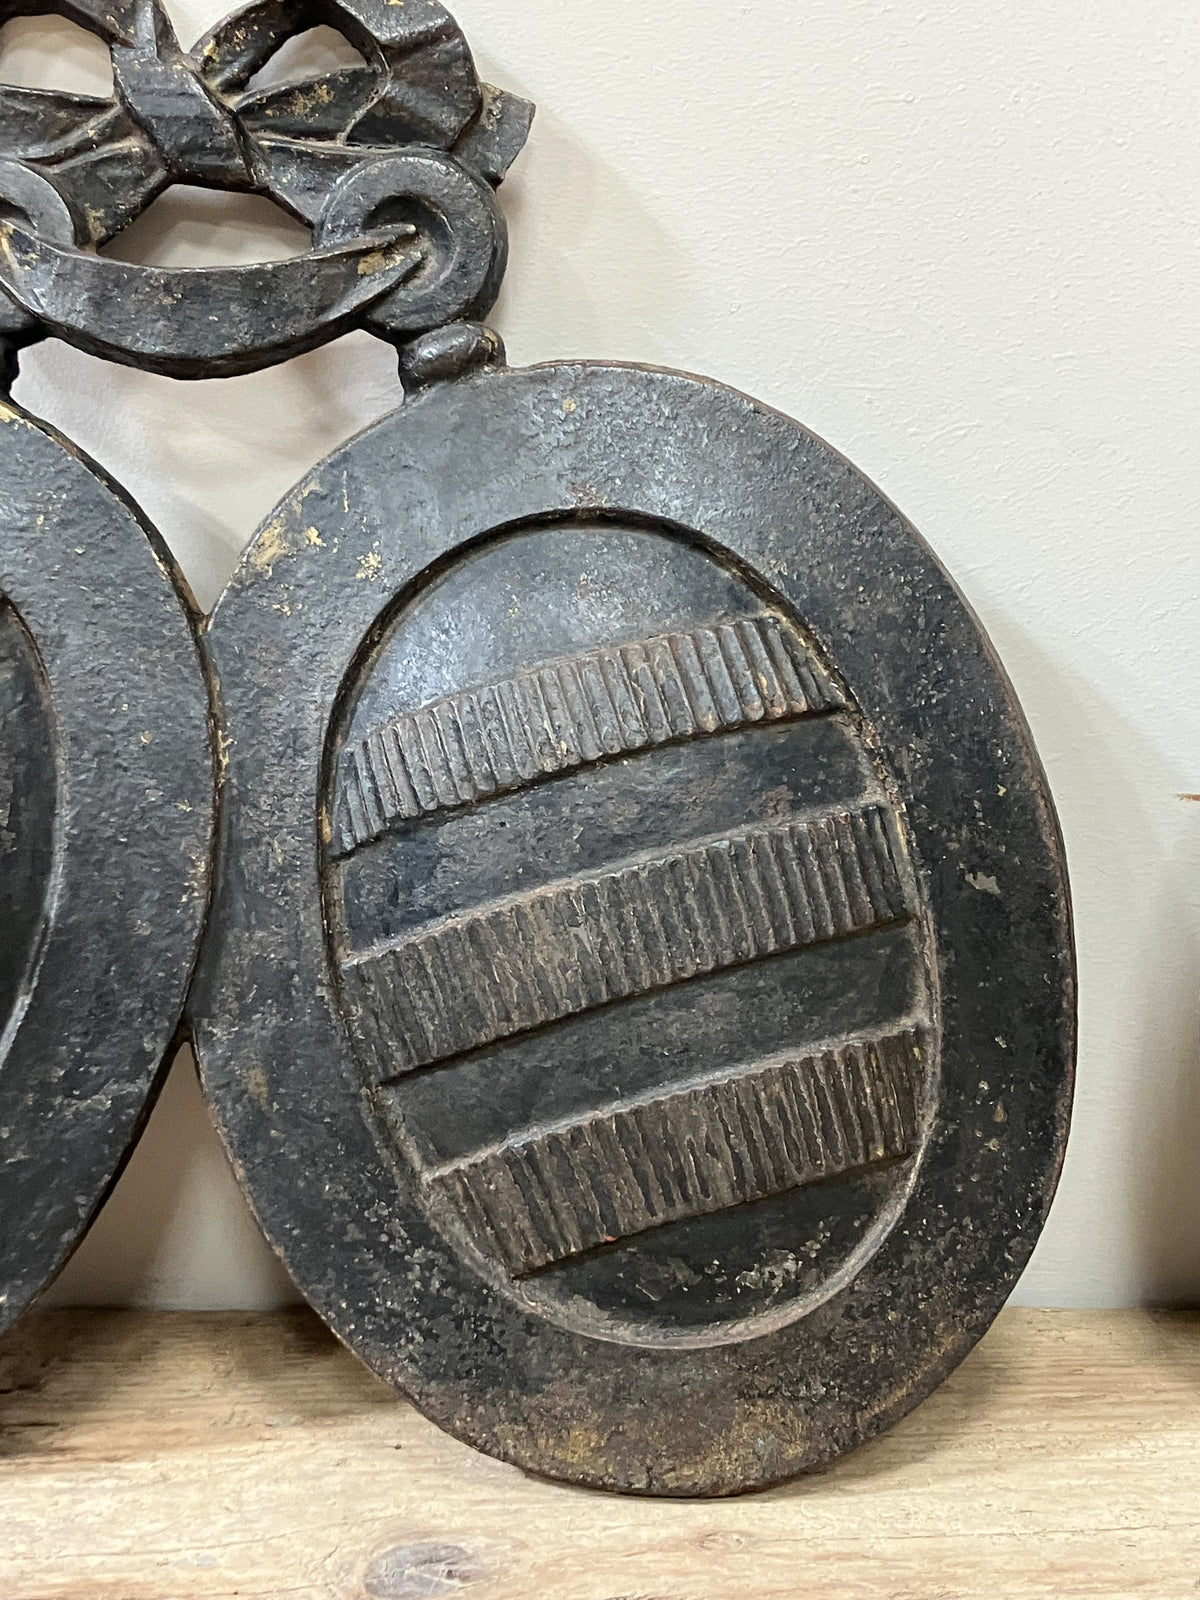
[
  {"xmin": 45, "ymin": 1050, "xmax": 300, "ymax": 1311},
  {"xmin": 1138, "ymin": 813, "xmax": 1200, "ymax": 1305},
  {"xmin": 476, "ymin": 78, "xmax": 694, "ymax": 368},
  {"xmin": 15, "ymin": 327, "xmax": 406, "ymax": 612},
  {"xmin": 992, "ymin": 622, "xmax": 1200, "ymax": 1309},
  {"xmin": 0, "ymin": 13, "xmax": 114, "ymax": 95}
]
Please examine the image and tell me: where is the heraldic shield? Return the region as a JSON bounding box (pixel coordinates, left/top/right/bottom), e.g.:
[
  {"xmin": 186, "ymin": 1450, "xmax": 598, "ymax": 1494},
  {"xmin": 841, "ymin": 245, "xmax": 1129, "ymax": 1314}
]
[
  {"xmin": 0, "ymin": 0, "xmax": 527, "ymax": 1327},
  {"xmin": 192, "ymin": 361, "xmax": 1075, "ymax": 1495}
]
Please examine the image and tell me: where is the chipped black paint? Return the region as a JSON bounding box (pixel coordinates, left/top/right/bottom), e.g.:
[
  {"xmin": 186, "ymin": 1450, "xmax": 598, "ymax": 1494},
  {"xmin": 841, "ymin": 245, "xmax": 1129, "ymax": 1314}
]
[
  {"xmin": 0, "ymin": 0, "xmax": 529, "ymax": 1324},
  {"xmin": 192, "ymin": 362, "xmax": 1075, "ymax": 1495},
  {"xmin": 0, "ymin": 402, "xmax": 212, "ymax": 1335}
]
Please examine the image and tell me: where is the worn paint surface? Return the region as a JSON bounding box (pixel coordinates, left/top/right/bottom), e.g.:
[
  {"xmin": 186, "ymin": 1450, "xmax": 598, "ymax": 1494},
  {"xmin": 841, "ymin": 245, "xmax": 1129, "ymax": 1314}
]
[
  {"xmin": 192, "ymin": 361, "xmax": 1075, "ymax": 1494},
  {"xmin": 0, "ymin": 406, "xmax": 213, "ymax": 1335},
  {"xmin": 0, "ymin": 0, "xmax": 535, "ymax": 1328},
  {"xmin": 0, "ymin": 0, "xmax": 1075, "ymax": 1491}
]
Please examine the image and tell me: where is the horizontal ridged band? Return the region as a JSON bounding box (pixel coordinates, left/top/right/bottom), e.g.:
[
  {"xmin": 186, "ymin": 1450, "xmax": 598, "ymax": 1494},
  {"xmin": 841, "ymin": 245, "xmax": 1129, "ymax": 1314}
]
[
  {"xmin": 342, "ymin": 802, "xmax": 918, "ymax": 1077},
  {"xmin": 428, "ymin": 1027, "xmax": 926, "ymax": 1276},
  {"xmin": 335, "ymin": 614, "xmax": 843, "ymax": 854}
]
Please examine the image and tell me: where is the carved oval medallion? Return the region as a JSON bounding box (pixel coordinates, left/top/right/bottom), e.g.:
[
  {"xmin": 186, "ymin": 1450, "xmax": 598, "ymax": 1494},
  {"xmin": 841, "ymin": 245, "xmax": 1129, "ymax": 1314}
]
[
  {"xmin": 194, "ymin": 363, "xmax": 1074, "ymax": 1494},
  {"xmin": 0, "ymin": 407, "xmax": 213, "ymax": 1334},
  {"xmin": 325, "ymin": 522, "xmax": 936, "ymax": 1337}
]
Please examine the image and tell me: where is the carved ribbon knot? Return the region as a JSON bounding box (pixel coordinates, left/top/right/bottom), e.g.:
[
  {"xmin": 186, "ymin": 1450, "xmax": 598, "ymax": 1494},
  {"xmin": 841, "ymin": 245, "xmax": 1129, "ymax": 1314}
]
[{"xmin": 0, "ymin": 0, "xmax": 532, "ymax": 377}]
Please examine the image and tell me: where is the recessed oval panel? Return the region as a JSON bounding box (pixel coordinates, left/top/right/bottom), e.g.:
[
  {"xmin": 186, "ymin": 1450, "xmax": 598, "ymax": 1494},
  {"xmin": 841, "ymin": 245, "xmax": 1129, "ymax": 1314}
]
[{"xmin": 323, "ymin": 519, "xmax": 939, "ymax": 1340}]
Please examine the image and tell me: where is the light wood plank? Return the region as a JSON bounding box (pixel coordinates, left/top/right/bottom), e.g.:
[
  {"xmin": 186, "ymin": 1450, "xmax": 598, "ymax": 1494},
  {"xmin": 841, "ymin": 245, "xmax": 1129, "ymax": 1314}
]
[{"xmin": 1, "ymin": 1308, "xmax": 1198, "ymax": 1599}]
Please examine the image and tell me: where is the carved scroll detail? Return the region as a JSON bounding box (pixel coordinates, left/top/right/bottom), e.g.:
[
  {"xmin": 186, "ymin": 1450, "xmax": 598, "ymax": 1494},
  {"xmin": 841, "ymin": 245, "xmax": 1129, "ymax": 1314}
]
[
  {"xmin": 426, "ymin": 1028, "xmax": 925, "ymax": 1276},
  {"xmin": 340, "ymin": 802, "xmax": 917, "ymax": 1078},
  {"xmin": 335, "ymin": 615, "xmax": 844, "ymax": 854}
]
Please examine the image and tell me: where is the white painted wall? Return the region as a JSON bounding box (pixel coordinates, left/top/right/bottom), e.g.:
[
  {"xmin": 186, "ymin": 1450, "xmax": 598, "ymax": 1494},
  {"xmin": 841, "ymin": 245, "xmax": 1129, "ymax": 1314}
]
[{"xmin": 12, "ymin": 0, "xmax": 1200, "ymax": 1311}]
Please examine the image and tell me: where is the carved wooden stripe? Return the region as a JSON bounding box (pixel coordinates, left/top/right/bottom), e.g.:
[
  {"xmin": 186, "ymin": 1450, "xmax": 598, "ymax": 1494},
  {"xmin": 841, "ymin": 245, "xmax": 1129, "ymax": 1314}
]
[
  {"xmin": 334, "ymin": 615, "xmax": 843, "ymax": 853},
  {"xmin": 341, "ymin": 802, "xmax": 917, "ymax": 1077},
  {"xmin": 426, "ymin": 1028, "xmax": 925, "ymax": 1277}
]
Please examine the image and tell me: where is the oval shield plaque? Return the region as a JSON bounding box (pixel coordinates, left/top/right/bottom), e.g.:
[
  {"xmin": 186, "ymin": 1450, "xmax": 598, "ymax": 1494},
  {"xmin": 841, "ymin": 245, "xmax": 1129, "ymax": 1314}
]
[
  {"xmin": 193, "ymin": 362, "xmax": 1074, "ymax": 1494},
  {"xmin": 0, "ymin": 402, "xmax": 213, "ymax": 1333}
]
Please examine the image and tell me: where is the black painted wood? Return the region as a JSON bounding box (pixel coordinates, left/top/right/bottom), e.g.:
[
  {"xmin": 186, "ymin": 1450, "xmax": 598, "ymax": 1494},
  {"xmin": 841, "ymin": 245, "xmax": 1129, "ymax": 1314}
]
[
  {"xmin": 0, "ymin": 0, "xmax": 527, "ymax": 1324},
  {"xmin": 0, "ymin": 404, "xmax": 212, "ymax": 1335},
  {"xmin": 0, "ymin": 0, "xmax": 530, "ymax": 379},
  {"xmin": 192, "ymin": 362, "xmax": 1075, "ymax": 1495}
]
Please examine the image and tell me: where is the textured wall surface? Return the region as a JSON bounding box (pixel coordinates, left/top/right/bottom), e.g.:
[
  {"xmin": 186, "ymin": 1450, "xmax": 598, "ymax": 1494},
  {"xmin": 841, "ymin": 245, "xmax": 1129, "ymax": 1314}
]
[{"xmin": 14, "ymin": 0, "xmax": 1200, "ymax": 1310}]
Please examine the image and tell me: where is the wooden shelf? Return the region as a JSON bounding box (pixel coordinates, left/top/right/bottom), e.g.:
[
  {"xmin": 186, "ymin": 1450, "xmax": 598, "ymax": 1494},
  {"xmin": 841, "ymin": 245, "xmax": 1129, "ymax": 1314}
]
[{"xmin": 2, "ymin": 1308, "xmax": 1199, "ymax": 1598}]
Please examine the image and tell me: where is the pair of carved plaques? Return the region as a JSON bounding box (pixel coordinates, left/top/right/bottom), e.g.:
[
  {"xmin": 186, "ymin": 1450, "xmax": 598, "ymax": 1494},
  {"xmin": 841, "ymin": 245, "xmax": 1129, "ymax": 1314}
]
[{"xmin": 0, "ymin": 0, "xmax": 1074, "ymax": 1496}]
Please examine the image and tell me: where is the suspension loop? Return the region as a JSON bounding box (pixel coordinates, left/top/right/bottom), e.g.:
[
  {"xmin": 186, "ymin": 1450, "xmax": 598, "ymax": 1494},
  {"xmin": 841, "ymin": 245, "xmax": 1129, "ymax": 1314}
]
[
  {"xmin": 317, "ymin": 152, "xmax": 508, "ymax": 346},
  {"xmin": 0, "ymin": 161, "xmax": 76, "ymax": 370}
]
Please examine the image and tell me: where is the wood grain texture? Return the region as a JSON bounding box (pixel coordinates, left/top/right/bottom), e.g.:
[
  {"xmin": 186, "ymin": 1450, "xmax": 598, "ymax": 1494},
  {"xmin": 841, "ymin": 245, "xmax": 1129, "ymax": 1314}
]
[{"xmin": 1, "ymin": 1308, "xmax": 1198, "ymax": 1599}]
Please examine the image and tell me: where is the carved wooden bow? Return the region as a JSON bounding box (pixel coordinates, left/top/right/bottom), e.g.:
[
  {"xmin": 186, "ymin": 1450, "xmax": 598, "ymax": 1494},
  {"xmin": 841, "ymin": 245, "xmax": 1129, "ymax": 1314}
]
[{"xmin": 0, "ymin": 0, "xmax": 532, "ymax": 377}]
